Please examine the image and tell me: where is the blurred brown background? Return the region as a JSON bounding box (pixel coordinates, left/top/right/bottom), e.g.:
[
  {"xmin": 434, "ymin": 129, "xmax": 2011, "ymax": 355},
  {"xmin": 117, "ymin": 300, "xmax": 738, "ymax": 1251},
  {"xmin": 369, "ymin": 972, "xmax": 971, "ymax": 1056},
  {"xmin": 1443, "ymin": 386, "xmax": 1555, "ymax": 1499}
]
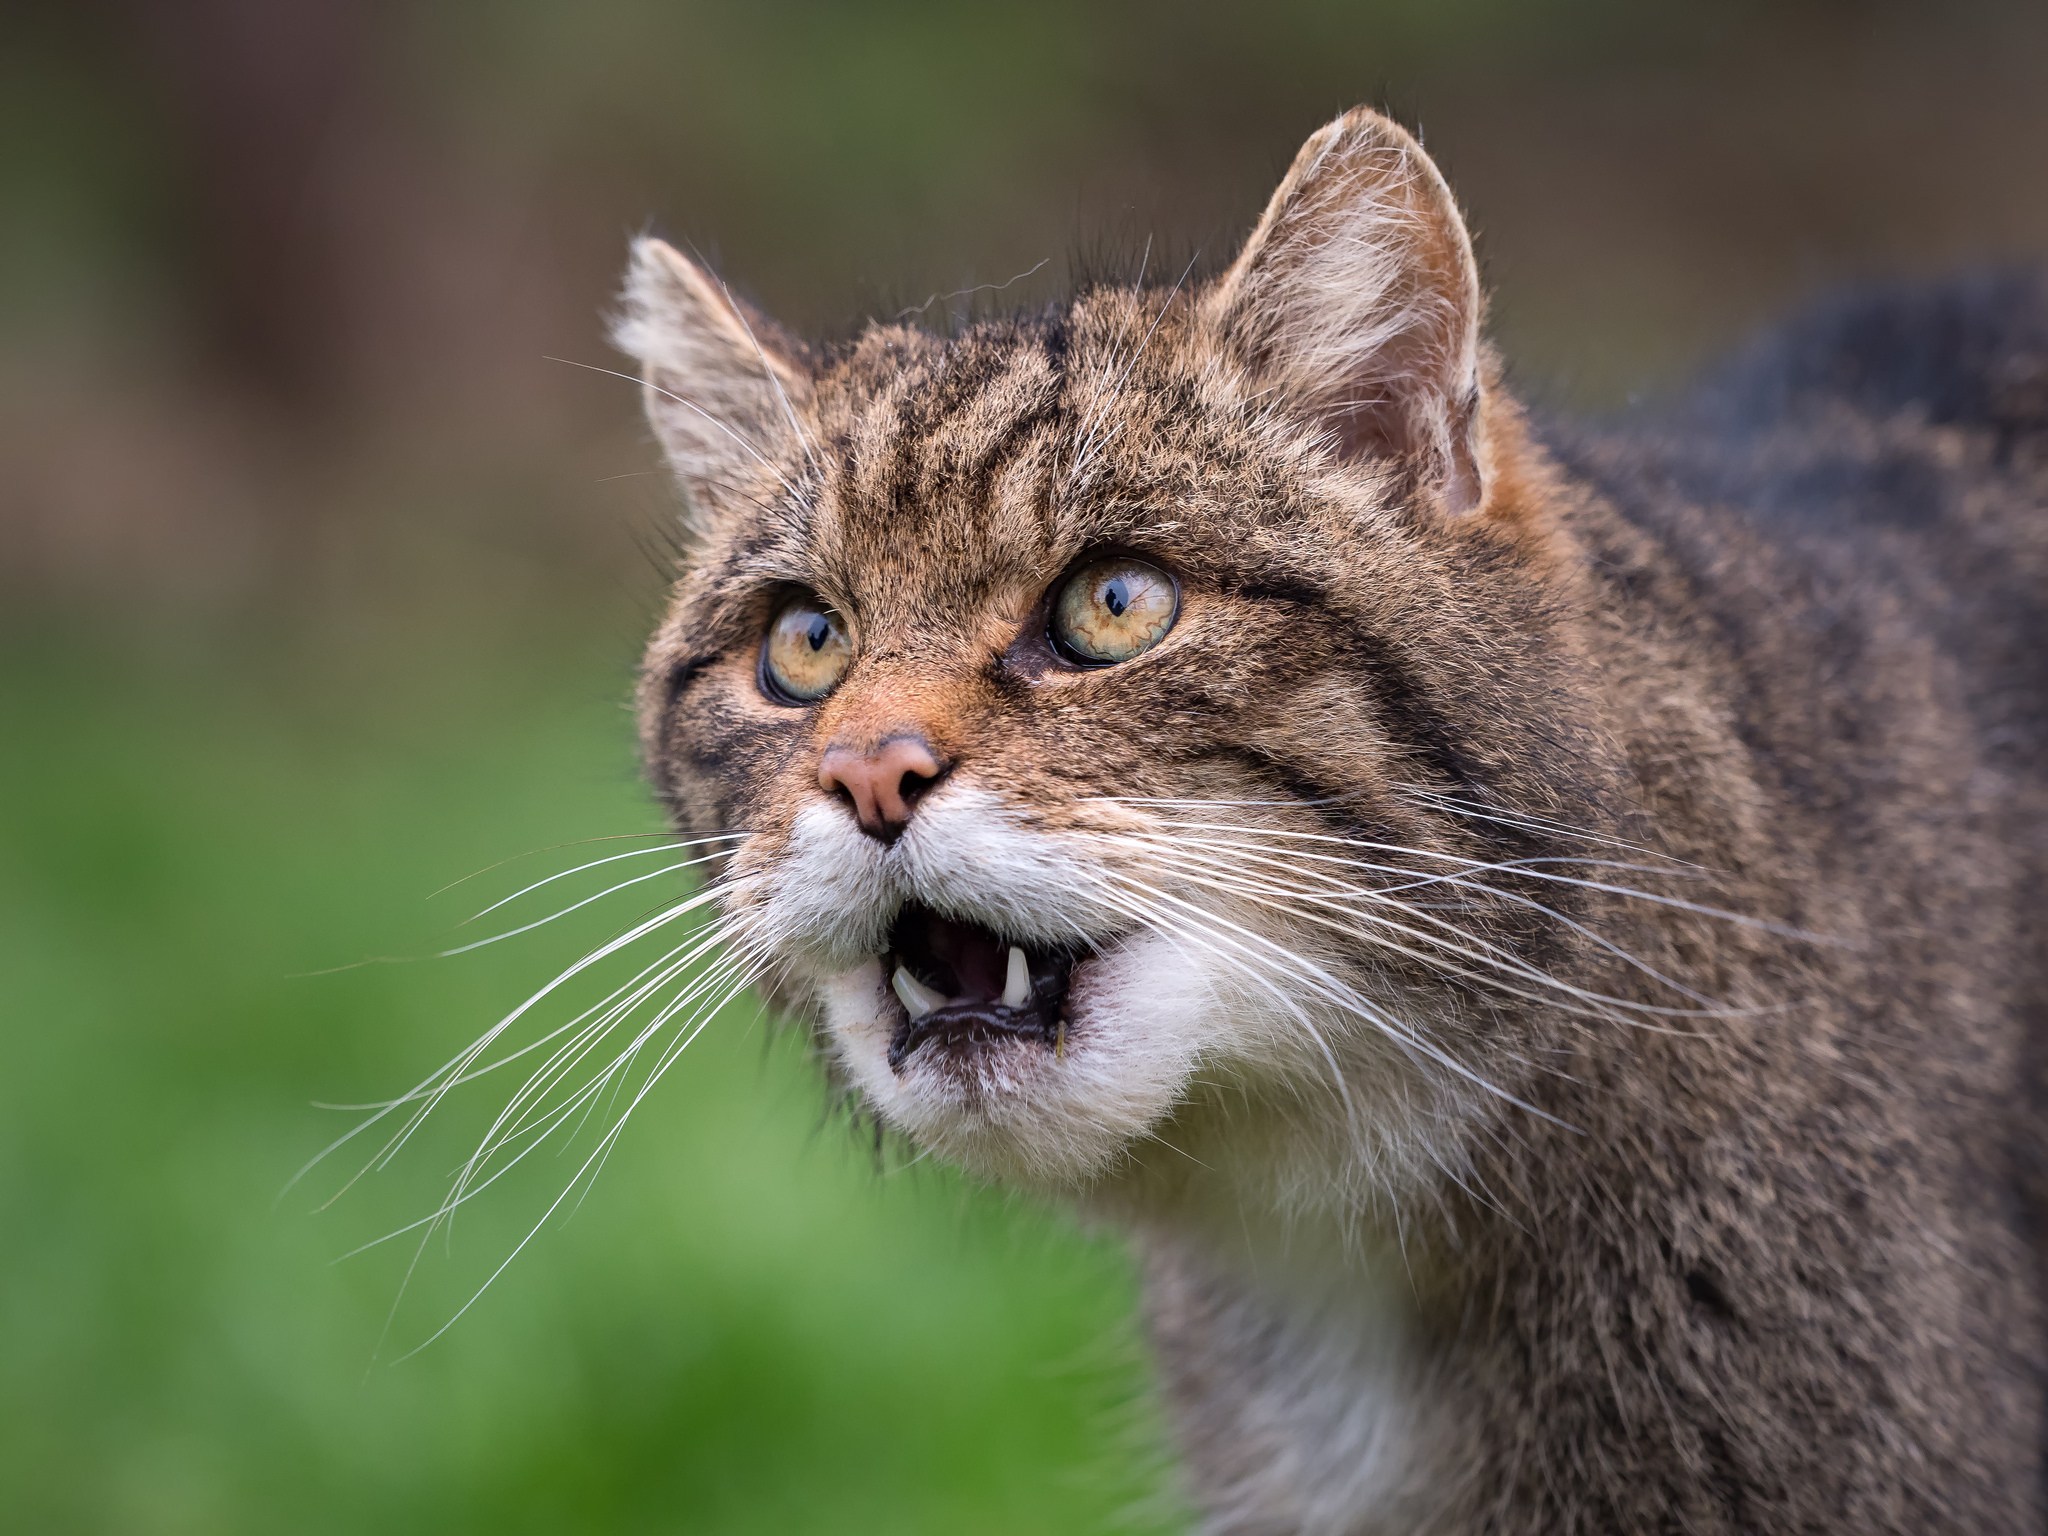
[
  {"xmin": 3, "ymin": 5, "xmax": 2045, "ymax": 1533},
  {"xmin": 8, "ymin": 0, "xmax": 2048, "ymax": 618}
]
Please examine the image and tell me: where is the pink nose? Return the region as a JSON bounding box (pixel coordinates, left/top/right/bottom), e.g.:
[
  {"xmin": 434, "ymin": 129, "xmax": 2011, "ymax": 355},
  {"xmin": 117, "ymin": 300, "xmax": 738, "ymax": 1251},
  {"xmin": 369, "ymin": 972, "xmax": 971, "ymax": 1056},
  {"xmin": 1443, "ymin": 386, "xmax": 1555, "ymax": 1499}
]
[{"xmin": 817, "ymin": 735, "xmax": 947, "ymax": 841}]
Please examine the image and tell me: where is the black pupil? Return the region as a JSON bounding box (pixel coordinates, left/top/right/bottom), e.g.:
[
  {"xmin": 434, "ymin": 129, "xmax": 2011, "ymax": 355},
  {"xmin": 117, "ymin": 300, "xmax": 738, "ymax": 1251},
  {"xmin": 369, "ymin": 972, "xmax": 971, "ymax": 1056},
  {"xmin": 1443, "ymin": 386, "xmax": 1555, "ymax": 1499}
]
[
  {"xmin": 1103, "ymin": 578, "xmax": 1129, "ymax": 618},
  {"xmin": 804, "ymin": 613, "xmax": 831, "ymax": 651}
]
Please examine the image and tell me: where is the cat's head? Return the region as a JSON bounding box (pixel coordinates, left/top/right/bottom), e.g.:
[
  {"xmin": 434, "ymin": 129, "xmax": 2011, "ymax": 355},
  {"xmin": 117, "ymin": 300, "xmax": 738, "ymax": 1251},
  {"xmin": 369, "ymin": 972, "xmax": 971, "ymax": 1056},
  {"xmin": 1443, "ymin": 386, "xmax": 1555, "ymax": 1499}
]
[{"xmin": 617, "ymin": 110, "xmax": 1612, "ymax": 1207}]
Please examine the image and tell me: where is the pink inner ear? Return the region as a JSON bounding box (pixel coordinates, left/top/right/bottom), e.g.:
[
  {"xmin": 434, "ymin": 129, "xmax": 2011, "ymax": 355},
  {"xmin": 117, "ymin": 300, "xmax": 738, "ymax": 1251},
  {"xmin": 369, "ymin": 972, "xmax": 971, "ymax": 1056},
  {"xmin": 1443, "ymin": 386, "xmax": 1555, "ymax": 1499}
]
[
  {"xmin": 1442, "ymin": 443, "xmax": 1482, "ymax": 516},
  {"xmin": 1211, "ymin": 110, "xmax": 1487, "ymax": 514},
  {"xmin": 1326, "ymin": 371, "xmax": 1483, "ymax": 515},
  {"xmin": 1430, "ymin": 386, "xmax": 1484, "ymax": 517}
]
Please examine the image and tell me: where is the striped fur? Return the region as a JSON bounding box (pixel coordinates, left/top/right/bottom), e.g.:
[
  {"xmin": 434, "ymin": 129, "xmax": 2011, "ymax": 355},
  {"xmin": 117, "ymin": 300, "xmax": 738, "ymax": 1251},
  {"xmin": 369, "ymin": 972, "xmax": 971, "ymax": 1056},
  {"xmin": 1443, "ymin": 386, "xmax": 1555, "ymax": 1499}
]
[{"xmin": 618, "ymin": 109, "xmax": 2048, "ymax": 1533}]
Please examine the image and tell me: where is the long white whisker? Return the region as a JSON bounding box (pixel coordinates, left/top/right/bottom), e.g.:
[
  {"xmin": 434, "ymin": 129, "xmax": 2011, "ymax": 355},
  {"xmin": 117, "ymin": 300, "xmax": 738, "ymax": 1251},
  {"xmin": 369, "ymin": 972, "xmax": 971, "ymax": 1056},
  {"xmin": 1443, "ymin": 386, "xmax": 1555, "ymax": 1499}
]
[
  {"xmin": 1082, "ymin": 881, "xmax": 1364, "ymax": 1131},
  {"xmin": 428, "ymin": 830, "xmax": 745, "ymax": 901},
  {"xmin": 1114, "ymin": 843, "xmax": 1720, "ymax": 1033},
  {"xmin": 395, "ymin": 878, "xmax": 753, "ymax": 1132},
  {"xmin": 435, "ymin": 854, "xmax": 729, "ymax": 958},
  {"xmin": 1391, "ymin": 783, "xmax": 1701, "ymax": 865},
  {"xmin": 310, "ymin": 907, "xmax": 741, "ymax": 1121},
  {"xmin": 462, "ymin": 930, "xmax": 755, "ymax": 1190},
  {"xmin": 1104, "ymin": 870, "xmax": 1572, "ymax": 1129},
  {"xmin": 1108, "ymin": 830, "xmax": 1734, "ymax": 1018},
  {"xmin": 358, "ymin": 918, "xmax": 767, "ymax": 1356},
  {"xmin": 1123, "ymin": 815, "xmax": 1814, "ymax": 938},
  {"xmin": 458, "ymin": 835, "xmax": 745, "ymax": 923},
  {"xmin": 437, "ymin": 938, "xmax": 758, "ymax": 1224},
  {"xmin": 1097, "ymin": 787, "xmax": 1700, "ymax": 868},
  {"xmin": 289, "ymin": 877, "xmax": 752, "ymax": 1203},
  {"xmin": 388, "ymin": 950, "xmax": 772, "ymax": 1361},
  {"xmin": 566, "ymin": 939, "xmax": 774, "ymax": 1210}
]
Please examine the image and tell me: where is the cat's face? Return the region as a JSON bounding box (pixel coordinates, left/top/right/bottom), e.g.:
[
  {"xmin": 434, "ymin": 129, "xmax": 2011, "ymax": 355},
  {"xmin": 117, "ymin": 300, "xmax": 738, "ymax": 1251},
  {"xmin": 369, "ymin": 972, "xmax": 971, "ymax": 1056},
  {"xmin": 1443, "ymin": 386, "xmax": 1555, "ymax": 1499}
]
[{"xmin": 622, "ymin": 111, "xmax": 1596, "ymax": 1200}]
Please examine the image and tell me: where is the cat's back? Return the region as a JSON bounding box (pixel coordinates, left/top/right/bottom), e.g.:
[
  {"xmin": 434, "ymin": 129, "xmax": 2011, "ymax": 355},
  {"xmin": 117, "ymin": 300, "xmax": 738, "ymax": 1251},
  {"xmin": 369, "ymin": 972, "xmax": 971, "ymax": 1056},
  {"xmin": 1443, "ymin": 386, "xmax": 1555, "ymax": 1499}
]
[
  {"xmin": 1555, "ymin": 271, "xmax": 2048, "ymax": 788},
  {"xmin": 1528, "ymin": 282, "xmax": 2048, "ymax": 1529},
  {"xmin": 1548, "ymin": 273, "xmax": 2048, "ymax": 1218}
]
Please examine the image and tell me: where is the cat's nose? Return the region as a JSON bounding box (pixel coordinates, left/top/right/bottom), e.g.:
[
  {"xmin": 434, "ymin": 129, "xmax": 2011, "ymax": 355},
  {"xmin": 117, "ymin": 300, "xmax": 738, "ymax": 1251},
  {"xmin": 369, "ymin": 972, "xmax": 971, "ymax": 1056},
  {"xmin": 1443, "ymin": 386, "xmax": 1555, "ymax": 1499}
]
[{"xmin": 817, "ymin": 734, "xmax": 949, "ymax": 842}]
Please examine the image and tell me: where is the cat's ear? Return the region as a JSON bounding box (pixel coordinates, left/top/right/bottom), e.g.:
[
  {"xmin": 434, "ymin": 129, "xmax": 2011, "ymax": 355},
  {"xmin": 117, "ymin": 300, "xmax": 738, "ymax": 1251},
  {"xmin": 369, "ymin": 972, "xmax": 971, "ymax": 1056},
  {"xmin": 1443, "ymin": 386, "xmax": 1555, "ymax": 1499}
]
[
  {"xmin": 612, "ymin": 237, "xmax": 815, "ymax": 529},
  {"xmin": 1207, "ymin": 108, "xmax": 1485, "ymax": 514}
]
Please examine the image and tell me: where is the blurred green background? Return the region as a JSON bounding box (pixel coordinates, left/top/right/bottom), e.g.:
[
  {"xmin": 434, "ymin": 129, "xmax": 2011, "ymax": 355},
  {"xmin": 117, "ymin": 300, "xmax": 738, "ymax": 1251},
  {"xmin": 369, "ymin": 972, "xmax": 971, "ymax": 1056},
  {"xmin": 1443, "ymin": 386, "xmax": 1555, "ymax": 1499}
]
[{"xmin": 4, "ymin": 2, "xmax": 2046, "ymax": 1531}]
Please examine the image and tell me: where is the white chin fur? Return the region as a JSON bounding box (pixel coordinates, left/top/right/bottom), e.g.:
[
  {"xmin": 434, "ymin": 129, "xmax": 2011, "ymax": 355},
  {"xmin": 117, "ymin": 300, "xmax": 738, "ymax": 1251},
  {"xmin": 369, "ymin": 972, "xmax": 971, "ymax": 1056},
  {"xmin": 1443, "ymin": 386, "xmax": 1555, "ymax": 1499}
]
[{"xmin": 822, "ymin": 928, "xmax": 1212, "ymax": 1189}]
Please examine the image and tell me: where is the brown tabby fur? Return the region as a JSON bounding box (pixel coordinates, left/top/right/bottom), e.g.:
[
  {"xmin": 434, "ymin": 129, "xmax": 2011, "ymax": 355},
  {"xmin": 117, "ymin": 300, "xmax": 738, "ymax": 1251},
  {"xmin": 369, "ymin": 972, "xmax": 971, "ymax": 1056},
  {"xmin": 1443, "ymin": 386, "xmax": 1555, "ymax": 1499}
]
[{"xmin": 615, "ymin": 109, "xmax": 2048, "ymax": 1532}]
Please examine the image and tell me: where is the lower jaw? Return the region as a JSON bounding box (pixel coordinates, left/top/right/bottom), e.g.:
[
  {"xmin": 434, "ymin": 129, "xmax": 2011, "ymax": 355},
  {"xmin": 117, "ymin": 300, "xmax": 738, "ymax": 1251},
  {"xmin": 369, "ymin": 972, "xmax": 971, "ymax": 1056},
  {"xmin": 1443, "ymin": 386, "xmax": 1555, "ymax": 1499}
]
[{"xmin": 888, "ymin": 1004, "xmax": 1066, "ymax": 1071}]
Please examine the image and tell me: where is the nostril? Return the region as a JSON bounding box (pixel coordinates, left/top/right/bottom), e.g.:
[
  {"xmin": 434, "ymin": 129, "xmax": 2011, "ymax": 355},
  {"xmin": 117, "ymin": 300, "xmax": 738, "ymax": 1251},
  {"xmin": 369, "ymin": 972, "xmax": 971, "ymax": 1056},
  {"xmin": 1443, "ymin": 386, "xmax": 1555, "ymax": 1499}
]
[
  {"xmin": 894, "ymin": 757, "xmax": 945, "ymax": 807},
  {"xmin": 868, "ymin": 737, "xmax": 945, "ymax": 832},
  {"xmin": 818, "ymin": 734, "xmax": 949, "ymax": 840}
]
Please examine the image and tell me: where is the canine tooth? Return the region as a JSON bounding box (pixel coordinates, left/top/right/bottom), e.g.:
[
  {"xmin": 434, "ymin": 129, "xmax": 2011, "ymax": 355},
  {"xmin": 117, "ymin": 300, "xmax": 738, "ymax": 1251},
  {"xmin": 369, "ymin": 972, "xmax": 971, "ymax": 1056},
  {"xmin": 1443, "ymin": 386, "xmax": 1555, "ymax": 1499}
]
[
  {"xmin": 1001, "ymin": 945, "xmax": 1031, "ymax": 1010},
  {"xmin": 891, "ymin": 965, "xmax": 947, "ymax": 1021}
]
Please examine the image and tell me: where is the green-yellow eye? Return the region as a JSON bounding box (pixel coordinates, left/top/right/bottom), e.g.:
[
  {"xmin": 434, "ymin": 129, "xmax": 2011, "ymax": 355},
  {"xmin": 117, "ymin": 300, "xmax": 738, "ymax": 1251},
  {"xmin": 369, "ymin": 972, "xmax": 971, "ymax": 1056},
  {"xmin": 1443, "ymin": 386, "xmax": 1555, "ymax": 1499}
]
[
  {"xmin": 761, "ymin": 594, "xmax": 852, "ymax": 703},
  {"xmin": 1050, "ymin": 556, "xmax": 1179, "ymax": 665}
]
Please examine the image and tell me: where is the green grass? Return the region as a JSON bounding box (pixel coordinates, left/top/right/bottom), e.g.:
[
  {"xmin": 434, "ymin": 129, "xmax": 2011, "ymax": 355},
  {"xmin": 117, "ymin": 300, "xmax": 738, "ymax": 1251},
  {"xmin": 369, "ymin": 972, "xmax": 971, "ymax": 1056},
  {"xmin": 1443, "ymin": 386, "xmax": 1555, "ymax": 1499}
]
[{"xmin": 0, "ymin": 614, "xmax": 1178, "ymax": 1535}]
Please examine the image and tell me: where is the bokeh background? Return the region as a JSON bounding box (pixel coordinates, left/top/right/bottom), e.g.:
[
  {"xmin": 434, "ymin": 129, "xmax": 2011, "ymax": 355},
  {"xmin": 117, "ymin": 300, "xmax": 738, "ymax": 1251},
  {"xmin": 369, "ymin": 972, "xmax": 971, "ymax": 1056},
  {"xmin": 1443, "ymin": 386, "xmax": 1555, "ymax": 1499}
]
[{"xmin": 5, "ymin": 2, "xmax": 2047, "ymax": 1531}]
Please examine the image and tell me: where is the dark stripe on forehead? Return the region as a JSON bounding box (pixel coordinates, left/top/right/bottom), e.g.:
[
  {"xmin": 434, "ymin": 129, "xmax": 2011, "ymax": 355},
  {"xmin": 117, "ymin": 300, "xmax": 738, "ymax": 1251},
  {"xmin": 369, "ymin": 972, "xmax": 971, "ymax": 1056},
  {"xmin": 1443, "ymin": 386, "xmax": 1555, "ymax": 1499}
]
[
  {"xmin": 865, "ymin": 325, "xmax": 1064, "ymax": 515},
  {"xmin": 959, "ymin": 347, "xmax": 1068, "ymax": 501},
  {"xmin": 912, "ymin": 335, "xmax": 1025, "ymax": 486},
  {"xmin": 880, "ymin": 360, "xmax": 938, "ymax": 514}
]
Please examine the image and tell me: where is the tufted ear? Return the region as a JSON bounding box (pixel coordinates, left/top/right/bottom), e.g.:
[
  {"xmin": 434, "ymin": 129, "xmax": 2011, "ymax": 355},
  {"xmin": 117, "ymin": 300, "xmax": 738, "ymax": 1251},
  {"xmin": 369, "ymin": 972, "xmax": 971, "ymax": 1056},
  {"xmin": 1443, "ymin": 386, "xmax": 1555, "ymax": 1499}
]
[
  {"xmin": 612, "ymin": 237, "xmax": 816, "ymax": 531},
  {"xmin": 1207, "ymin": 108, "xmax": 1485, "ymax": 514}
]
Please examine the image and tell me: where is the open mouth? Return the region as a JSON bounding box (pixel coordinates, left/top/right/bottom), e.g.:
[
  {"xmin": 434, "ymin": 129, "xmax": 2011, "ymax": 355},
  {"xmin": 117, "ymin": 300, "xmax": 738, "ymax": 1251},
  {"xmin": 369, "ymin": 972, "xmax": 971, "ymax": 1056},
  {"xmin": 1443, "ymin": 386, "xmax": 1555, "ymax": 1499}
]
[{"xmin": 884, "ymin": 902, "xmax": 1080, "ymax": 1071}]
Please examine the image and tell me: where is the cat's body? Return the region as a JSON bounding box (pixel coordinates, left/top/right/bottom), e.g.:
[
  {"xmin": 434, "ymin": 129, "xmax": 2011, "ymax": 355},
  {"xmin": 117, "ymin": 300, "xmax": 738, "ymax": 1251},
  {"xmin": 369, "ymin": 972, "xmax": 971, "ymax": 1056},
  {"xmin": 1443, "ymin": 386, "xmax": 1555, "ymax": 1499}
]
[
  {"xmin": 615, "ymin": 112, "xmax": 2048, "ymax": 1532},
  {"xmin": 1142, "ymin": 276, "xmax": 2048, "ymax": 1533}
]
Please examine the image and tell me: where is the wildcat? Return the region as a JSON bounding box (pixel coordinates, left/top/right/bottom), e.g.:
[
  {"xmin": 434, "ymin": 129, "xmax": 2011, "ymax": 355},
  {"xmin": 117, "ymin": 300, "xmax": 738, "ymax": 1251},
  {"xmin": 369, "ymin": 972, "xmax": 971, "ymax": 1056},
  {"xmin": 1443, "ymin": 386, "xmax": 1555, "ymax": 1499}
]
[{"xmin": 611, "ymin": 109, "xmax": 2048, "ymax": 1532}]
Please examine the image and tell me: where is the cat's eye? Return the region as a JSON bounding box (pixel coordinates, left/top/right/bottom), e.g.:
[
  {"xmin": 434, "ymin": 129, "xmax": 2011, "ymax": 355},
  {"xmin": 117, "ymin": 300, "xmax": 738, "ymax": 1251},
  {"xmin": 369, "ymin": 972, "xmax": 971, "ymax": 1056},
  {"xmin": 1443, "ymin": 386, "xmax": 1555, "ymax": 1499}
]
[
  {"xmin": 761, "ymin": 593, "xmax": 852, "ymax": 703},
  {"xmin": 1049, "ymin": 556, "xmax": 1179, "ymax": 666}
]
